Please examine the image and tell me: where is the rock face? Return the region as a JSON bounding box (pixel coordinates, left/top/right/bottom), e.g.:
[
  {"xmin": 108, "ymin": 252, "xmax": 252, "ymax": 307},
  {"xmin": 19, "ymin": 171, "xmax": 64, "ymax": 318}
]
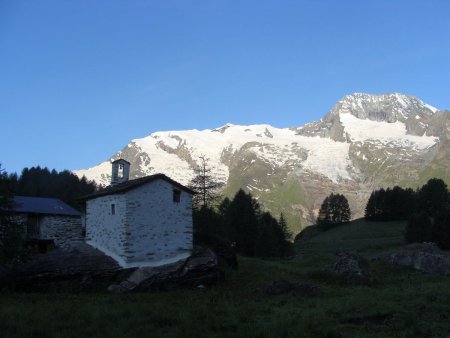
[
  {"xmin": 325, "ymin": 251, "xmax": 373, "ymax": 282},
  {"xmin": 390, "ymin": 242, "xmax": 450, "ymax": 276},
  {"xmin": 74, "ymin": 93, "xmax": 449, "ymax": 233}
]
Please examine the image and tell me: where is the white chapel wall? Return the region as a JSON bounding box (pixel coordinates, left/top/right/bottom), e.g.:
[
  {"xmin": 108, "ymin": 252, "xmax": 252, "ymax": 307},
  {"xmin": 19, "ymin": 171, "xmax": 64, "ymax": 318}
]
[
  {"xmin": 85, "ymin": 194, "xmax": 128, "ymax": 264},
  {"xmin": 124, "ymin": 180, "xmax": 193, "ymax": 266}
]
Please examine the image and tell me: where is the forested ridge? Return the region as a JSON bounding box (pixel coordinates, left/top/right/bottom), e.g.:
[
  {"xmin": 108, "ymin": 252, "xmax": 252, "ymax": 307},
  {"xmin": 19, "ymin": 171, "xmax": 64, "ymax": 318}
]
[
  {"xmin": 364, "ymin": 178, "xmax": 450, "ymax": 249},
  {"xmin": 0, "ymin": 166, "xmax": 97, "ymax": 210}
]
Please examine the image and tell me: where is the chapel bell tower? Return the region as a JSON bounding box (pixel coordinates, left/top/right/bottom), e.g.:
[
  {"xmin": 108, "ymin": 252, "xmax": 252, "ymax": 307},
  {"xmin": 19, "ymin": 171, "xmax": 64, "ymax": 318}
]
[{"xmin": 111, "ymin": 159, "xmax": 130, "ymax": 185}]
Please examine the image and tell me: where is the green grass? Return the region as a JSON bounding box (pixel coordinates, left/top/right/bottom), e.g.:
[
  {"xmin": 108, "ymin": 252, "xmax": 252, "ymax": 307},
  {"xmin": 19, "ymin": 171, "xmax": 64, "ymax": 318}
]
[
  {"xmin": 2, "ymin": 219, "xmax": 450, "ymax": 337},
  {"xmin": 296, "ymin": 219, "xmax": 406, "ymax": 255}
]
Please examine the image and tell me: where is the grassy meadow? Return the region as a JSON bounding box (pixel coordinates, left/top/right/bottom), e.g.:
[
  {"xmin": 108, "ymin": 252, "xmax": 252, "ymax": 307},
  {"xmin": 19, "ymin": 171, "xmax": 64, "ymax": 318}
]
[{"xmin": 1, "ymin": 219, "xmax": 450, "ymax": 338}]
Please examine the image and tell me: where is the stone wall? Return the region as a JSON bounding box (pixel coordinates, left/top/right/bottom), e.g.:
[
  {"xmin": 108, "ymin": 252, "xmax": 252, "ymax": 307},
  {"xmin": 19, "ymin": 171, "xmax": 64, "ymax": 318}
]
[
  {"xmin": 12, "ymin": 215, "xmax": 27, "ymax": 236},
  {"xmin": 85, "ymin": 194, "xmax": 128, "ymax": 264},
  {"xmin": 11, "ymin": 214, "xmax": 81, "ymax": 247},
  {"xmin": 39, "ymin": 215, "xmax": 82, "ymax": 247},
  {"xmin": 125, "ymin": 180, "xmax": 193, "ymax": 267},
  {"xmin": 85, "ymin": 179, "xmax": 193, "ymax": 268}
]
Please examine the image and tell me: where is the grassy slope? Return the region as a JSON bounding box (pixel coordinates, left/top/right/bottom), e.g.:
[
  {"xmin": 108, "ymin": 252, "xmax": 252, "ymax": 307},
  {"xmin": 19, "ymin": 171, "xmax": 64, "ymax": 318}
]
[
  {"xmin": 260, "ymin": 178, "xmax": 309, "ymax": 233},
  {"xmin": 2, "ymin": 219, "xmax": 450, "ymax": 338},
  {"xmin": 297, "ymin": 219, "xmax": 406, "ymax": 254}
]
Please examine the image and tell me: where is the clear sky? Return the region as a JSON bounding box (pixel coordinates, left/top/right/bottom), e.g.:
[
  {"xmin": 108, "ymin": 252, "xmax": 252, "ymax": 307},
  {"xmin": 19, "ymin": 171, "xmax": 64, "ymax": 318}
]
[{"xmin": 1, "ymin": 0, "xmax": 449, "ymax": 174}]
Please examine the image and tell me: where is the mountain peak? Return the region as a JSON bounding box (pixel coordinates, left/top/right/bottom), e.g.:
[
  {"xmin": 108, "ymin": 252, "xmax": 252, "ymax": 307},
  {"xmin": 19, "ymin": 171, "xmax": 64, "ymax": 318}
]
[
  {"xmin": 333, "ymin": 93, "xmax": 438, "ymax": 122},
  {"xmin": 295, "ymin": 92, "xmax": 441, "ymax": 141}
]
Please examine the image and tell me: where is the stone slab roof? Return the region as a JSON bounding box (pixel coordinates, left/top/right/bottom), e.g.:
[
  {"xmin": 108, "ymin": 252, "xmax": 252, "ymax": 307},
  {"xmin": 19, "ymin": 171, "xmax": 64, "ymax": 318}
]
[
  {"xmin": 79, "ymin": 173, "xmax": 195, "ymax": 201},
  {"xmin": 12, "ymin": 196, "xmax": 81, "ymax": 216}
]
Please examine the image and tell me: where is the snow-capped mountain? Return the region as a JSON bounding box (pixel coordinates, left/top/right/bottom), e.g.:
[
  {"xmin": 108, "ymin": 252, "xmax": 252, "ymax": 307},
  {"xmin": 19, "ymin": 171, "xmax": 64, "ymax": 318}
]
[{"xmin": 74, "ymin": 93, "xmax": 449, "ymax": 233}]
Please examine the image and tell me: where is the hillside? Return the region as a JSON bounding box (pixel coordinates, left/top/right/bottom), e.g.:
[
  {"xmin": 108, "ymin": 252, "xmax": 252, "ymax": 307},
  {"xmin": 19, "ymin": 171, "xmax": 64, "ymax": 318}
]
[
  {"xmin": 295, "ymin": 219, "xmax": 406, "ymax": 254},
  {"xmin": 74, "ymin": 93, "xmax": 449, "ymax": 232},
  {"xmin": 3, "ymin": 219, "xmax": 450, "ymax": 337}
]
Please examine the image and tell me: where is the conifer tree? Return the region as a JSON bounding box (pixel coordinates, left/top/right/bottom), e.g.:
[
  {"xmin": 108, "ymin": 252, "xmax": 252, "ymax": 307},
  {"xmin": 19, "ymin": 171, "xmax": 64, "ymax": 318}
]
[
  {"xmin": 256, "ymin": 212, "xmax": 281, "ymax": 257},
  {"xmin": 2, "ymin": 166, "xmax": 98, "ymax": 210},
  {"xmin": 0, "ymin": 164, "xmax": 24, "ymax": 263},
  {"xmin": 317, "ymin": 193, "xmax": 351, "ymax": 226},
  {"xmin": 188, "ymin": 155, "xmax": 225, "ymax": 209},
  {"xmin": 365, "ymin": 191, "xmax": 376, "ymax": 220},
  {"xmin": 279, "ymin": 213, "xmax": 292, "ymax": 241},
  {"xmin": 224, "ymin": 189, "xmax": 259, "ymax": 256},
  {"xmin": 365, "ymin": 186, "xmax": 416, "ymax": 221},
  {"xmin": 418, "ymin": 178, "xmax": 448, "ymax": 215}
]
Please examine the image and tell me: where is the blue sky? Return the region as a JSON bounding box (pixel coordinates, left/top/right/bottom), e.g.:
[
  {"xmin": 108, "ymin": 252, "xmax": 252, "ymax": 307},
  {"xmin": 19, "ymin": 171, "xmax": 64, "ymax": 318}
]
[{"xmin": 1, "ymin": 0, "xmax": 449, "ymax": 174}]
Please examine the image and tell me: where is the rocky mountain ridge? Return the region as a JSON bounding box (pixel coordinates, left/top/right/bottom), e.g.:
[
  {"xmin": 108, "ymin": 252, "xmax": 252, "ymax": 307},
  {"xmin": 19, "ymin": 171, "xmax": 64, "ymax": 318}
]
[{"xmin": 74, "ymin": 93, "xmax": 449, "ymax": 233}]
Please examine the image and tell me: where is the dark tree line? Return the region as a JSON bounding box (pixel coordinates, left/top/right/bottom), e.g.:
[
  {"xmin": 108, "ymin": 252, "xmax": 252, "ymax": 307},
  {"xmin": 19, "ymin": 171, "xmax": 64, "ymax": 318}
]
[
  {"xmin": 365, "ymin": 186, "xmax": 416, "ymax": 221},
  {"xmin": 365, "ymin": 179, "xmax": 450, "ymax": 249},
  {"xmin": 0, "ymin": 164, "xmax": 24, "ymax": 263},
  {"xmin": 0, "ymin": 166, "xmax": 98, "ymax": 210},
  {"xmin": 194, "ymin": 189, "xmax": 293, "ymax": 258},
  {"xmin": 188, "ymin": 156, "xmax": 292, "ymax": 258}
]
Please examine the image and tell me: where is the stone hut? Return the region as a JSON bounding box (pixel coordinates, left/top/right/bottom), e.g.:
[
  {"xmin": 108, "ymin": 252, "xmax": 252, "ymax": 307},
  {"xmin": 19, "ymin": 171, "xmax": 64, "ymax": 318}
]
[
  {"xmin": 11, "ymin": 196, "xmax": 82, "ymax": 248},
  {"xmin": 80, "ymin": 159, "xmax": 194, "ymax": 268}
]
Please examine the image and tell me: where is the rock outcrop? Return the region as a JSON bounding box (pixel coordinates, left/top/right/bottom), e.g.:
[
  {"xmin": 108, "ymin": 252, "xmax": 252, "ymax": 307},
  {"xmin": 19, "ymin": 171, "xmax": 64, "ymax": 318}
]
[
  {"xmin": 325, "ymin": 251, "xmax": 373, "ymax": 282},
  {"xmin": 109, "ymin": 249, "xmax": 221, "ymax": 292},
  {"xmin": 390, "ymin": 242, "xmax": 450, "ymax": 276}
]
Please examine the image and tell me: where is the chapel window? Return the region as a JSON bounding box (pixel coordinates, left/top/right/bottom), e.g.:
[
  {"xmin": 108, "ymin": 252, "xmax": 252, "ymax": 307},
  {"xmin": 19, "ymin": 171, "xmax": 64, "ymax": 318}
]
[{"xmin": 173, "ymin": 189, "xmax": 181, "ymax": 203}]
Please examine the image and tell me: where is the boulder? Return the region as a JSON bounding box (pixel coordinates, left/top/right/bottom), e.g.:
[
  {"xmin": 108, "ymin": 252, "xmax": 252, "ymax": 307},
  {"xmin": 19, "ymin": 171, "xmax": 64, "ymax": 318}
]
[
  {"xmin": 390, "ymin": 252, "xmax": 416, "ymax": 266},
  {"xmin": 414, "ymin": 252, "xmax": 450, "ymax": 276},
  {"xmin": 325, "ymin": 251, "xmax": 373, "ymax": 282},
  {"xmin": 419, "ymin": 242, "xmax": 442, "ymax": 255},
  {"xmin": 390, "ymin": 242, "xmax": 450, "ymax": 276},
  {"xmin": 109, "ymin": 249, "xmax": 221, "ymax": 292},
  {"xmin": 193, "ymin": 231, "xmax": 238, "ymax": 269}
]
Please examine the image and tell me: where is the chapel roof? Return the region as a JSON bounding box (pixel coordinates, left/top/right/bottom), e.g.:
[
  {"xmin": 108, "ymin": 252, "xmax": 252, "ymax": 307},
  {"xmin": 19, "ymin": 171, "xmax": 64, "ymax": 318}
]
[
  {"xmin": 112, "ymin": 158, "xmax": 130, "ymax": 165},
  {"xmin": 79, "ymin": 173, "xmax": 195, "ymax": 201}
]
